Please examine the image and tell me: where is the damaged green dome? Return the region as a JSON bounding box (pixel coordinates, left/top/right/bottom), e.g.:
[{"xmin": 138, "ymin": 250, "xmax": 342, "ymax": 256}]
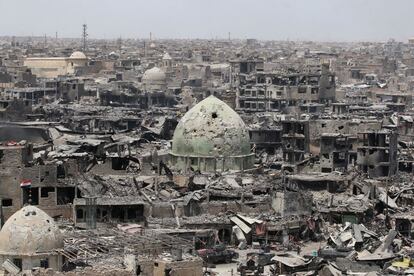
[{"xmin": 170, "ymin": 95, "xmax": 254, "ymax": 172}]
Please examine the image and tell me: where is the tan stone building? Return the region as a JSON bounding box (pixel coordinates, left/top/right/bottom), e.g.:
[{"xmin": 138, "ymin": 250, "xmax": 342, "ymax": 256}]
[{"xmin": 24, "ymin": 51, "xmax": 88, "ymax": 78}]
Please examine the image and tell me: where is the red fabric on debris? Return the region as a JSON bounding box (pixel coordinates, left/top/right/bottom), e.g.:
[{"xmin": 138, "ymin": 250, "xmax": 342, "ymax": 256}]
[{"xmin": 255, "ymin": 222, "xmax": 266, "ymax": 235}]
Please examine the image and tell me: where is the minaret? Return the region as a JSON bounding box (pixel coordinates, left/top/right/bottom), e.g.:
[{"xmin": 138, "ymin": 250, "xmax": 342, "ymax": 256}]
[{"xmin": 82, "ymin": 24, "xmax": 88, "ymax": 52}]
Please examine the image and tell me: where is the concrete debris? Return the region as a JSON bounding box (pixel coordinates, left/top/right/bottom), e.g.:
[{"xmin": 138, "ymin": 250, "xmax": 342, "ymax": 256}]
[
  {"xmin": 0, "ymin": 16, "xmax": 414, "ymax": 276},
  {"xmin": 2, "ymin": 259, "xmax": 20, "ymax": 275}
]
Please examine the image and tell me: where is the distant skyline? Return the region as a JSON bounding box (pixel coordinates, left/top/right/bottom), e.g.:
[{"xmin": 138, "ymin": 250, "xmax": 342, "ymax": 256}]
[{"xmin": 1, "ymin": 0, "xmax": 414, "ymax": 42}]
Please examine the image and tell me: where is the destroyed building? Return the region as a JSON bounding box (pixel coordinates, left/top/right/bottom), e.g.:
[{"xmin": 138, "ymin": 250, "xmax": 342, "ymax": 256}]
[
  {"xmin": 357, "ymin": 130, "xmax": 398, "ymax": 178},
  {"xmin": 320, "ymin": 133, "xmax": 353, "ymax": 173},
  {"xmin": 236, "ymin": 63, "xmax": 335, "ymax": 112},
  {"xmin": 2, "ymin": 17, "xmax": 414, "ymax": 275},
  {"xmin": 281, "ymin": 119, "xmax": 310, "ymax": 170}
]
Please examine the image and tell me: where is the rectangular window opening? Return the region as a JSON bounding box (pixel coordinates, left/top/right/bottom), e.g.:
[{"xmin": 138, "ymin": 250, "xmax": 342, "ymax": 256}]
[
  {"xmin": 41, "ymin": 187, "xmax": 55, "ymax": 198},
  {"xmin": 2, "ymin": 199, "xmax": 12, "ymax": 207}
]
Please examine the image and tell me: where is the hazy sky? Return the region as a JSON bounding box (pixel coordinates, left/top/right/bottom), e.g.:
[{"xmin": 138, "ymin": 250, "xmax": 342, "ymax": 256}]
[{"xmin": 1, "ymin": 0, "xmax": 413, "ymax": 42}]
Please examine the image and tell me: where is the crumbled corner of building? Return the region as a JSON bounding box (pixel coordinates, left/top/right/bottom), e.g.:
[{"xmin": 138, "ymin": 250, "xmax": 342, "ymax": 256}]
[{"xmin": 0, "ymin": 33, "xmax": 414, "ymax": 276}]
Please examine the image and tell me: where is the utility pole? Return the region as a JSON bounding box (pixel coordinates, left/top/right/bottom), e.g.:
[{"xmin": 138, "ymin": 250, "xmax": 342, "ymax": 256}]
[
  {"xmin": 117, "ymin": 36, "xmax": 122, "ymax": 52},
  {"xmin": 0, "ymin": 196, "xmax": 3, "ymax": 229},
  {"xmin": 82, "ymin": 24, "xmax": 88, "ymax": 52},
  {"xmin": 385, "ymin": 130, "xmax": 396, "ymax": 217}
]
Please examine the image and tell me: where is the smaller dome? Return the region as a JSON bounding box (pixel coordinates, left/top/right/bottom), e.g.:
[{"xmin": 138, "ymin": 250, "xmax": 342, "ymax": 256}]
[
  {"xmin": 70, "ymin": 51, "xmax": 87, "ymax": 59},
  {"xmin": 162, "ymin": 52, "xmax": 172, "ymax": 60},
  {"xmin": 0, "ymin": 206, "xmax": 63, "ymax": 256},
  {"xmin": 142, "ymin": 67, "xmax": 166, "ymax": 83}
]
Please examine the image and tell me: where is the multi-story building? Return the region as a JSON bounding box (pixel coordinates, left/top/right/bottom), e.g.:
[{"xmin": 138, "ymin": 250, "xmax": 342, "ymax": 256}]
[
  {"xmin": 357, "ymin": 130, "xmax": 398, "ymax": 178},
  {"xmin": 281, "ymin": 120, "xmax": 310, "ymax": 167},
  {"xmin": 236, "ymin": 64, "xmax": 335, "ymax": 112}
]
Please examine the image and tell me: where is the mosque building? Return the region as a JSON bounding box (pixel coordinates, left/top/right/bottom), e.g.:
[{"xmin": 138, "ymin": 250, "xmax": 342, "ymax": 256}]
[
  {"xmin": 142, "ymin": 66, "xmax": 167, "ymax": 92},
  {"xmin": 162, "ymin": 52, "xmax": 173, "ymax": 73},
  {"xmin": 140, "ymin": 64, "xmax": 178, "ymax": 108},
  {"xmin": 0, "ymin": 205, "xmax": 64, "ymax": 273},
  {"xmin": 170, "ymin": 95, "xmax": 254, "ymax": 172}
]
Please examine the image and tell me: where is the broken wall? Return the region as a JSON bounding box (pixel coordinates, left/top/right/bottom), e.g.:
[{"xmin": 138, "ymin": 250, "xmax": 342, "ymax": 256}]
[
  {"xmin": 153, "ymin": 258, "xmax": 203, "ymax": 276},
  {"xmin": 308, "ymin": 120, "xmax": 382, "ymax": 154},
  {"xmin": 271, "ymin": 191, "xmax": 313, "ymax": 217}
]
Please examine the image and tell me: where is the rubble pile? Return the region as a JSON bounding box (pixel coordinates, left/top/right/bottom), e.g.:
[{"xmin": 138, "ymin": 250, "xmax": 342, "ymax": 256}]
[{"xmin": 2, "ymin": 12, "xmax": 414, "ymax": 275}]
